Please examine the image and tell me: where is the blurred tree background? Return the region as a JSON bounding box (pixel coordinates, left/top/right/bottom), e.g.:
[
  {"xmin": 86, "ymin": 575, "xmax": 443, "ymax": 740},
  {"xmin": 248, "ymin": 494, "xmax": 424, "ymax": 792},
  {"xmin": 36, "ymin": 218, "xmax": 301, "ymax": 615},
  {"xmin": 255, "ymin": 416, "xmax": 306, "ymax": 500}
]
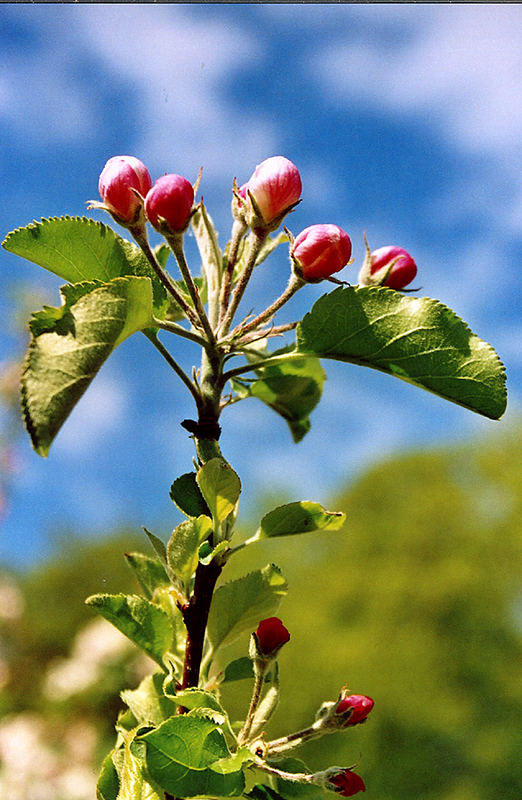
[{"xmin": 0, "ymin": 422, "xmax": 521, "ymax": 799}]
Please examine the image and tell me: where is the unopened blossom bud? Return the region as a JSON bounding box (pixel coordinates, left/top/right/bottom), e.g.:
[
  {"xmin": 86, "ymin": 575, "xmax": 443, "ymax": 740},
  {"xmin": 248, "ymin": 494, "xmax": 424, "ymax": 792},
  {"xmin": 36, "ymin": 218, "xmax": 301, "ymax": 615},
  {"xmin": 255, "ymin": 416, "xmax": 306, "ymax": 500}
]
[
  {"xmin": 326, "ymin": 768, "xmax": 366, "ymax": 797},
  {"xmin": 335, "ymin": 694, "xmax": 374, "ymax": 726},
  {"xmin": 255, "ymin": 617, "xmax": 290, "ymax": 657},
  {"xmin": 246, "ymin": 156, "xmax": 302, "ymax": 230},
  {"xmin": 368, "ymin": 245, "xmax": 417, "ymax": 290},
  {"xmin": 145, "ymin": 174, "xmax": 195, "ymax": 233},
  {"xmin": 98, "ymin": 156, "xmax": 152, "ymax": 224},
  {"xmin": 291, "ymin": 224, "xmax": 352, "ymax": 282}
]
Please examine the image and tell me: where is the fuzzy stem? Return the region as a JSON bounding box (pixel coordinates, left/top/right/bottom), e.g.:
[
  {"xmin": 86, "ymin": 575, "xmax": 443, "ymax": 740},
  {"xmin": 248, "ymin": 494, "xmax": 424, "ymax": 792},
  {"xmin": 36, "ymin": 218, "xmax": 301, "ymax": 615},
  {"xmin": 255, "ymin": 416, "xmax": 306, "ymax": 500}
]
[
  {"xmin": 266, "ymin": 722, "xmax": 322, "ymax": 755},
  {"xmin": 143, "ymin": 331, "xmax": 203, "ymax": 411},
  {"xmin": 219, "ymin": 229, "xmax": 267, "ymax": 336},
  {"xmin": 232, "ymin": 273, "xmax": 305, "ymax": 340},
  {"xmin": 152, "ymin": 317, "xmax": 209, "ymax": 348},
  {"xmin": 130, "ymin": 225, "xmax": 200, "ymax": 328},
  {"xmin": 237, "ymin": 665, "xmax": 267, "ymax": 745},
  {"xmin": 166, "ymin": 232, "xmax": 216, "ymax": 345},
  {"xmin": 219, "ymin": 219, "xmax": 248, "ymax": 324}
]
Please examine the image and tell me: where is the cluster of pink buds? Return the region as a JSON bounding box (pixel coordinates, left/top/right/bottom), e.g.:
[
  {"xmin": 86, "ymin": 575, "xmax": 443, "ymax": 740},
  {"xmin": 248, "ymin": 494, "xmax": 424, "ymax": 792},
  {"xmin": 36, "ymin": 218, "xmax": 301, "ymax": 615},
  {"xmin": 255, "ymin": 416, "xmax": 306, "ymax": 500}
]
[{"xmin": 97, "ymin": 155, "xmax": 195, "ymax": 235}]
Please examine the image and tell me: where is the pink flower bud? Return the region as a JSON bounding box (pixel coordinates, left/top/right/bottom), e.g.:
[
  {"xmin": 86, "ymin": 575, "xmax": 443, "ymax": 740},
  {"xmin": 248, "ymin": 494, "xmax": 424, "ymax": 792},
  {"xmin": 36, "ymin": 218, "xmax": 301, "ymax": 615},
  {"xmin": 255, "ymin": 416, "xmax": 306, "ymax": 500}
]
[
  {"xmin": 246, "ymin": 156, "xmax": 302, "ymax": 227},
  {"xmin": 255, "ymin": 617, "xmax": 290, "ymax": 656},
  {"xmin": 370, "ymin": 246, "xmax": 417, "ymax": 289},
  {"xmin": 328, "ymin": 769, "xmax": 366, "ymax": 797},
  {"xmin": 335, "ymin": 694, "xmax": 374, "ymax": 726},
  {"xmin": 98, "ymin": 156, "xmax": 152, "ymax": 223},
  {"xmin": 145, "ymin": 174, "xmax": 195, "ymax": 233},
  {"xmin": 292, "ymin": 224, "xmax": 352, "ymax": 282}
]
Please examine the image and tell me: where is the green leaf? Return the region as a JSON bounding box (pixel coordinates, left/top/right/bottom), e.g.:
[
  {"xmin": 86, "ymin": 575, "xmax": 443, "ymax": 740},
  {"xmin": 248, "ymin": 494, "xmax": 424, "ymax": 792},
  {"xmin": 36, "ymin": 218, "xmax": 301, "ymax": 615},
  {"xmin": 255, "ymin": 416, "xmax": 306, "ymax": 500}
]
[
  {"xmin": 21, "ymin": 276, "xmax": 153, "ymax": 456},
  {"xmin": 256, "ymin": 501, "xmax": 346, "ymax": 540},
  {"xmin": 118, "ymin": 734, "xmax": 163, "ymax": 800},
  {"xmin": 197, "ymin": 458, "xmax": 242, "ymax": 524},
  {"xmin": 222, "ymin": 656, "xmax": 255, "ymax": 683},
  {"xmin": 2, "ymin": 216, "xmax": 168, "ymax": 315},
  {"xmin": 296, "ymin": 286, "xmax": 507, "ymax": 419},
  {"xmin": 143, "ymin": 528, "xmax": 168, "ymax": 568},
  {"xmin": 231, "ymin": 352, "xmax": 326, "ymax": 443},
  {"xmin": 207, "ymin": 564, "xmax": 288, "ymax": 653},
  {"xmin": 140, "ymin": 715, "xmax": 247, "ymax": 797},
  {"xmin": 169, "ymin": 472, "xmax": 211, "ymax": 518},
  {"xmin": 121, "ymin": 673, "xmax": 177, "ymax": 727},
  {"xmin": 125, "ymin": 553, "xmax": 171, "ymax": 599},
  {"xmin": 167, "ymin": 515, "xmax": 213, "ymax": 595},
  {"xmin": 85, "ymin": 593, "xmax": 172, "ymax": 667},
  {"xmin": 97, "ymin": 752, "xmax": 120, "ymax": 800},
  {"xmin": 247, "ymin": 786, "xmax": 288, "ymax": 800}
]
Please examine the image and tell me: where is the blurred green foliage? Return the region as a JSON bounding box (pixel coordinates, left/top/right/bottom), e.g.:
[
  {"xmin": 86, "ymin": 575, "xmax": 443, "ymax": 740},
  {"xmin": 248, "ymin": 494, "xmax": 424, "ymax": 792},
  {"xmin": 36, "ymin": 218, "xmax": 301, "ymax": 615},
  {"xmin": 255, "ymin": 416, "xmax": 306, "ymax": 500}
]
[{"xmin": 1, "ymin": 425, "xmax": 520, "ymax": 799}]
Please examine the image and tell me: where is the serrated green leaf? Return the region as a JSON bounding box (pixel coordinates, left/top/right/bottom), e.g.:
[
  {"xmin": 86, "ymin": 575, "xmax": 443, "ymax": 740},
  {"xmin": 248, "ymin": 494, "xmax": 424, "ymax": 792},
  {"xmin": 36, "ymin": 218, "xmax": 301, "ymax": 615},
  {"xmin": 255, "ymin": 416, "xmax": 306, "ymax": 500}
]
[
  {"xmin": 231, "ymin": 352, "xmax": 326, "ymax": 443},
  {"xmin": 143, "ymin": 528, "xmax": 168, "ymax": 567},
  {"xmin": 21, "ymin": 276, "xmax": 153, "ymax": 456},
  {"xmin": 97, "ymin": 752, "xmax": 120, "ymax": 800},
  {"xmin": 197, "ymin": 458, "xmax": 242, "ymax": 524},
  {"xmin": 118, "ymin": 732, "xmax": 163, "ymax": 800},
  {"xmin": 207, "ymin": 564, "xmax": 287, "ymax": 653},
  {"xmin": 85, "ymin": 593, "xmax": 172, "ymax": 667},
  {"xmin": 2, "ymin": 216, "xmax": 168, "ymax": 315},
  {"xmin": 125, "ymin": 552, "xmax": 171, "ymax": 600},
  {"xmin": 140, "ymin": 715, "xmax": 246, "ymax": 797},
  {"xmin": 167, "ymin": 515, "xmax": 213, "ymax": 595},
  {"xmin": 199, "ymin": 539, "xmax": 229, "ymax": 566},
  {"xmin": 169, "ymin": 472, "xmax": 211, "ymax": 518},
  {"xmin": 296, "ymin": 286, "xmax": 507, "ymax": 419},
  {"xmin": 256, "ymin": 501, "xmax": 346, "ymax": 540},
  {"xmin": 121, "ymin": 673, "xmax": 177, "ymax": 727}
]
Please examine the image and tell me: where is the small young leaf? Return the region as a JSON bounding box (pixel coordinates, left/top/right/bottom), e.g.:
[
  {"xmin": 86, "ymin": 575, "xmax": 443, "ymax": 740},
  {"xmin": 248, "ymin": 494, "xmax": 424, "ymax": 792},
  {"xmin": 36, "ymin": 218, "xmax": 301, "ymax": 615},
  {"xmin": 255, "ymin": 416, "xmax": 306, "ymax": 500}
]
[
  {"xmin": 125, "ymin": 552, "xmax": 171, "ymax": 599},
  {"xmin": 197, "ymin": 458, "xmax": 242, "ymax": 524},
  {"xmin": 97, "ymin": 752, "xmax": 120, "ymax": 800},
  {"xmin": 167, "ymin": 515, "xmax": 213, "ymax": 595},
  {"xmin": 256, "ymin": 501, "xmax": 346, "ymax": 539},
  {"xmin": 140, "ymin": 715, "xmax": 246, "ymax": 797},
  {"xmin": 231, "ymin": 353, "xmax": 326, "ymax": 443},
  {"xmin": 207, "ymin": 564, "xmax": 288, "ymax": 653},
  {"xmin": 85, "ymin": 593, "xmax": 172, "ymax": 667},
  {"xmin": 191, "ymin": 201, "xmax": 223, "ymax": 287},
  {"xmin": 169, "ymin": 472, "xmax": 211, "ymax": 518},
  {"xmin": 143, "ymin": 528, "xmax": 168, "ymax": 568},
  {"xmin": 22, "ymin": 276, "xmax": 153, "ymax": 456},
  {"xmin": 250, "ymin": 661, "xmax": 280, "ymax": 738},
  {"xmin": 121, "ymin": 673, "xmax": 176, "ymax": 727},
  {"xmin": 296, "ymin": 286, "xmax": 507, "ymax": 419}
]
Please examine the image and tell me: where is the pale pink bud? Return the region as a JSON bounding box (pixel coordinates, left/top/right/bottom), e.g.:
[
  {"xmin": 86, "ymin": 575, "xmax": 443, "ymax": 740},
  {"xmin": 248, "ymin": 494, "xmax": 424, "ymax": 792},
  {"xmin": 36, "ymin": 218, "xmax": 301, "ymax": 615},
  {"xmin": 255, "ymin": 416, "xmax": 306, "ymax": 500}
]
[
  {"xmin": 370, "ymin": 246, "xmax": 417, "ymax": 290},
  {"xmin": 145, "ymin": 174, "xmax": 195, "ymax": 233},
  {"xmin": 98, "ymin": 156, "xmax": 152, "ymax": 223},
  {"xmin": 246, "ymin": 156, "xmax": 302, "ymax": 227},
  {"xmin": 292, "ymin": 224, "xmax": 352, "ymax": 282}
]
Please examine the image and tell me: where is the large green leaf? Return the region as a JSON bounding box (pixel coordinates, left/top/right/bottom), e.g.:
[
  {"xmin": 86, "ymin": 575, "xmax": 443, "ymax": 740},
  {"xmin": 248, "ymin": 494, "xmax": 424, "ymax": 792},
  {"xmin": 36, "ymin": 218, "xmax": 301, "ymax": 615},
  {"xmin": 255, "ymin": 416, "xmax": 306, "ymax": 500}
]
[
  {"xmin": 2, "ymin": 216, "xmax": 168, "ymax": 315},
  {"xmin": 169, "ymin": 471, "xmax": 210, "ymax": 518},
  {"xmin": 295, "ymin": 286, "xmax": 507, "ymax": 419},
  {"xmin": 21, "ymin": 276, "xmax": 153, "ymax": 456},
  {"xmin": 255, "ymin": 501, "xmax": 346, "ymax": 540},
  {"xmin": 121, "ymin": 673, "xmax": 177, "ymax": 727},
  {"xmin": 231, "ymin": 354, "xmax": 326, "ymax": 442},
  {"xmin": 140, "ymin": 715, "xmax": 247, "ymax": 797},
  {"xmin": 85, "ymin": 593, "xmax": 173, "ymax": 667},
  {"xmin": 207, "ymin": 564, "xmax": 288, "ymax": 653}
]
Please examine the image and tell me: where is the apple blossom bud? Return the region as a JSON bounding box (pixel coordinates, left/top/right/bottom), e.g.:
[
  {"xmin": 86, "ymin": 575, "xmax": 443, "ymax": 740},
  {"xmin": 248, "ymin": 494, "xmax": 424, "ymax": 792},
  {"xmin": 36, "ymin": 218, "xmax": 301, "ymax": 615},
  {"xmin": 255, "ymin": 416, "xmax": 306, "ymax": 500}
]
[
  {"xmin": 335, "ymin": 694, "xmax": 374, "ymax": 726},
  {"xmin": 369, "ymin": 246, "xmax": 417, "ymax": 289},
  {"xmin": 291, "ymin": 224, "xmax": 352, "ymax": 282},
  {"xmin": 326, "ymin": 768, "xmax": 366, "ymax": 797},
  {"xmin": 246, "ymin": 156, "xmax": 302, "ymax": 230},
  {"xmin": 255, "ymin": 617, "xmax": 290, "ymax": 657},
  {"xmin": 145, "ymin": 174, "xmax": 195, "ymax": 233},
  {"xmin": 98, "ymin": 156, "xmax": 152, "ymax": 224}
]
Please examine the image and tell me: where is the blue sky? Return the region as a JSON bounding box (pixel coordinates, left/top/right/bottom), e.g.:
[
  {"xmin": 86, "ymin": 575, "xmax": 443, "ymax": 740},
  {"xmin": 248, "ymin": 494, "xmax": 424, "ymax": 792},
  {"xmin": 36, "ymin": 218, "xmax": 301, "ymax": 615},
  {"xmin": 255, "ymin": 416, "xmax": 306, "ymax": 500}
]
[{"xmin": 1, "ymin": 3, "xmax": 521, "ymax": 567}]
